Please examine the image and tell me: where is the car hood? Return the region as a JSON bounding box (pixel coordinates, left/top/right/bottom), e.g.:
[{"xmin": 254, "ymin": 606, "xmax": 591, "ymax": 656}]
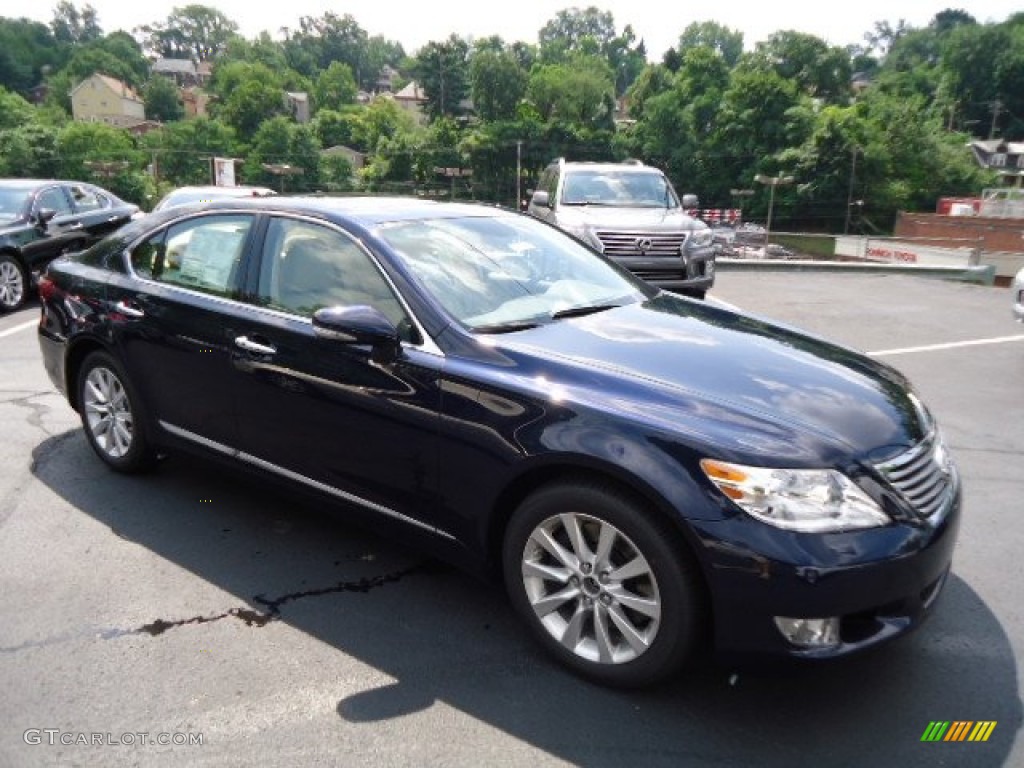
[
  {"xmin": 491, "ymin": 294, "xmax": 927, "ymax": 466},
  {"xmin": 557, "ymin": 206, "xmax": 704, "ymax": 232}
]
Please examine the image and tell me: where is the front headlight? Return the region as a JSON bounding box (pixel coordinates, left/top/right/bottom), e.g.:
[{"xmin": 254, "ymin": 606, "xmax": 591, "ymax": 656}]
[
  {"xmin": 687, "ymin": 227, "xmax": 713, "ymax": 248},
  {"xmin": 700, "ymin": 459, "xmax": 890, "ymax": 533}
]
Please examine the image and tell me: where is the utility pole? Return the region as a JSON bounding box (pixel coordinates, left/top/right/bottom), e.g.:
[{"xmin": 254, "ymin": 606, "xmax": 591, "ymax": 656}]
[
  {"xmin": 989, "ymin": 99, "xmax": 1003, "ymax": 139},
  {"xmin": 516, "ymin": 140, "xmax": 522, "ymax": 210},
  {"xmin": 844, "ymin": 147, "xmax": 859, "ymax": 235}
]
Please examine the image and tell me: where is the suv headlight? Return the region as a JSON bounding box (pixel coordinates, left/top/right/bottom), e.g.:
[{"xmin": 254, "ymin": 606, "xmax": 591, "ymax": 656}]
[
  {"xmin": 687, "ymin": 228, "xmax": 713, "ymax": 249},
  {"xmin": 700, "ymin": 459, "xmax": 890, "ymax": 533}
]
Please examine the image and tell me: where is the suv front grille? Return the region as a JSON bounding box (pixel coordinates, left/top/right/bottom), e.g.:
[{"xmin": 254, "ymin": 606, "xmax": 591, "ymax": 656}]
[
  {"xmin": 594, "ymin": 231, "xmax": 689, "ymax": 258},
  {"xmin": 873, "ymin": 433, "xmax": 955, "ymax": 521}
]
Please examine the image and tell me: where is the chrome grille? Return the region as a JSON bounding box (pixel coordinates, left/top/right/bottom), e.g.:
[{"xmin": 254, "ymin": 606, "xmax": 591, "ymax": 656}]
[
  {"xmin": 594, "ymin": 231, "xmax": 689, "ymax": 258},
  {"xmin": 874, "ymin": 434, "xmax": 954, "ymax": 521}
]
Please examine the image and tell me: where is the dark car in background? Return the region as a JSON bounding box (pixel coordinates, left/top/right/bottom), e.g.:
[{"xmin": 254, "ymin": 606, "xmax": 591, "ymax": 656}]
[
  {"xmin": 0, "ymin": 179, "xmax": 139, "ymax": 311},
  {"xmin": 38, "ymin": 197, "xmax": 959, "ymax": 687}
]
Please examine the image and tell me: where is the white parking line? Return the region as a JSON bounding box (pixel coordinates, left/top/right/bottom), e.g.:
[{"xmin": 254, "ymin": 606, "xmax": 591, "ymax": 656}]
[
  {"xmin": 869, "ymin": 334, "xmax": 1024, "ymax": 357},
  {"xmin": 0, "ymin": 319, "xmax": 37, "ymax": 340}
]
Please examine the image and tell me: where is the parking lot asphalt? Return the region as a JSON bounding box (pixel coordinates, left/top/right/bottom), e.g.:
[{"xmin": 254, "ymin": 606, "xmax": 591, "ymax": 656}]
[{"xmin": 1, "ymin": 273, "xmax": 1022, "ymax": 767}]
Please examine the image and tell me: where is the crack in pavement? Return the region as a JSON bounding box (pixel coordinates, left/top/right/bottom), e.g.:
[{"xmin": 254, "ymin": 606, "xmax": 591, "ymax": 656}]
[
  {"xmin": 7, "ymin": 391, "xmax": 59, "ymax": 436},
  {"xmin": 0, "ymin": 564, "xmax": 426, "ymax": 653}
]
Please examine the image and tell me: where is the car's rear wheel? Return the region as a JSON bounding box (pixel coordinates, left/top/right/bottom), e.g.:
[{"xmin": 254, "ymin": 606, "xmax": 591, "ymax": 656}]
[
  {"xmin": 0, "ymin": 253, "xmax": 27, "ymax": 312},
  {"xmin": 503, "ymin": 481, "xmax": 703, "ymax": 687},
  {"xmin": 77, "ymin": 351, "xmax": 156, "ymax": 473}
]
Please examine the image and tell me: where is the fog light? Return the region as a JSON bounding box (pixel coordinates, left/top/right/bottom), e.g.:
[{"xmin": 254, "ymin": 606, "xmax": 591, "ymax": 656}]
[{"xmin": 774, "ymin": 616, "xmax": 841, "ymax": 648}]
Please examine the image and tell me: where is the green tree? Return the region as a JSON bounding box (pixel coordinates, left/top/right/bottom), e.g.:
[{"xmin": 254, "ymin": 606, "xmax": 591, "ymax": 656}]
[
  {"xmin": 538, "ymin": 7, "xmax": 616, "ymax": 63},
  {"xmin": 750, "ymin": 31, "xmax": 853, "ymax": 104},
  {"xmin": 414, "ymin": 36, "xmax": 470, "ymax": 119},
  {"xmin": 0, "ymin": 123, "xmax": 61, "ymax": 178},
  {"xmin": 0, "ymin": 18, "xmax": 61, "ymax": 93},
  {"xmin": 0, "ymin": 87, "xmax": 37, "ymax": 131},
  {"xmin": 242, "ymin": 116, "xmax": 320, "ymax": 191},
  {"xmin": 538, "ymin": 7, "xmax": 645, "ymax": 94},
  {"xmin": 470, "ymin": 46, "xmax": 527, "ymax": 121},
  {"xmin": 51, "ymin": 1, "xmax": 102, "ymax": 45},
  {"xmin": 675, "ymin": 22, "xmax": 744, "ymax": 67},
  {"xmin": 526, "ymin": 55, "xmax": 615, "ymax": 126},
  {"xmin": 144, "ymin": 76, "xmax": 184, "ymax": 122},
  {"xmin": 314, "ymin": 62, "xmax": 357, "ymax": 113},
  {"xmin": 312, "ymin": 107, "xmax": 360, "ymax": 149},
  {"xmin": 137, "ymin": 5, "xmax": 238, "ymax": 61},
  {"xmin": 209, "ymin": 62, "xmax": 288, "ymax": 138},
  {"xmin": 56, "ymin": 121, "xmax": 151, "ymax": 204},
  {"xmin": 140, "ymin": 117, "xmax": 236, "ymax": 186}
]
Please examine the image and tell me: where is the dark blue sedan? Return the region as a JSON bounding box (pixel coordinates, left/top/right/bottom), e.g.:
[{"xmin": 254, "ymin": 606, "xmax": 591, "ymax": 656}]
[{"xmin": 37, "ymin": 197, "xmax": 960, "ymax": 687}]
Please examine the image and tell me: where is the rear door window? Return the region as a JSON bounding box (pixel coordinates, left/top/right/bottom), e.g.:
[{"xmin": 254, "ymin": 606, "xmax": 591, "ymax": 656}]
[{"xmin": 130, "ymin": 214, "xmax": 255, "ymax": 296}]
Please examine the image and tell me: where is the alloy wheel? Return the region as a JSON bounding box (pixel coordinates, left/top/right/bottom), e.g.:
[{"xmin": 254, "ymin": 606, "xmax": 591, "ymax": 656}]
[
  {"xmin": 0, "ymin": 259, "xmax": 25, "ymax": 310},
  {"xmin": 521, "ymin": 512, "xmax": 662, "ymax": 665},
  {"xmin": 83, "ymin": 366, "xmax": 134, "ymax": 459}
]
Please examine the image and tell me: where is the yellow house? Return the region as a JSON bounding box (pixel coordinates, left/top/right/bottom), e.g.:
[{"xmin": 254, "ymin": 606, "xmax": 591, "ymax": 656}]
[{"xmin": 70, "ymin": 73, "xmax": 145, "ymax": 126}]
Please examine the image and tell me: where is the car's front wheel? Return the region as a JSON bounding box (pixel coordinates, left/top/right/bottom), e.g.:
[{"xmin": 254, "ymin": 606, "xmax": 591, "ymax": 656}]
[
  {"xmin": 0, "ymin": 252, "xmax": 28, "ymax": 312},
  {"xmin": 77, "ymin": 351, "xmax": 157, "ymax": 473},
  {"xmin": 503, "ymin": 481, "xmax": 703, "ymax": 687}
]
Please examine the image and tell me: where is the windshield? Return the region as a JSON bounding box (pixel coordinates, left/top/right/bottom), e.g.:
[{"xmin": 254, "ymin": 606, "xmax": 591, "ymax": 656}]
[
  {"xmin": 377, "ymin": 215, "xmax": 646, "ymax": 332},
  {"xmin": 560, "ymin": 170, "xmax": 679, "ymax": 208},
  {"xmin": 0, "ymin": 188, "xmax": 31, "ymax": 224}
]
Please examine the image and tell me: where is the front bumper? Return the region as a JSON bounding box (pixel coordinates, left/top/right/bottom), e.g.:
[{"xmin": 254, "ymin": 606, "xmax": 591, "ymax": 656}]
[
  {"xmin": 614, "ymin": 247, "xmax": 716, "ymax": 292},
  {"xmin": 690, "ymin": 483, "xmax": 961, "ymax": 659}
]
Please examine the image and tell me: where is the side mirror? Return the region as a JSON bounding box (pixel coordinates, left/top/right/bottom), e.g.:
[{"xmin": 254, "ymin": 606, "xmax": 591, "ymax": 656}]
[
  {"xmin": 530, "ymin": 190, "xmax": 550, "ymax": 208},
  {"xmin": 35, "ymin": 208, "xmax": 58, "ymax": 228},
  {"xmin": 681, "ymin": 194, "xmax": 699, "ymax": 209},
  {"xmin": 313, "ymin": 304, "xmax": 400, "ymax": 348}
]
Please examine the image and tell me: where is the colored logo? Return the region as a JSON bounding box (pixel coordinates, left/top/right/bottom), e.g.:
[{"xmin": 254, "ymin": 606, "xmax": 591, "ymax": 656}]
[{"xmin": 921, "ymin": 721, "xmax": 996, "ymax": 742}]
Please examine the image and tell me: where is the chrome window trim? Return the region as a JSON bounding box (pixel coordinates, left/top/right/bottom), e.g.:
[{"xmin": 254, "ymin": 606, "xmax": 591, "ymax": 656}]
[
  {"xmin": 159, "ymin": 420, "xmax": 455, "ymax": 541},
  {"xmin": 121, "ymin": 209, "xmax": 444, "ymax": 358}
]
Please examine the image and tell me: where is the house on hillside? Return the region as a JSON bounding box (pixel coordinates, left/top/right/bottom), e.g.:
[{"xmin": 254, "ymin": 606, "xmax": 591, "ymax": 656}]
[
  {"xmin": 392, "ymin": 81, "xmax": 427, "ymax": 124},
  {"xmin": 70, "ymin": 73, "xmax": 145, "ymax": 127},
  {"xmin": 969, "ymin": 139, "xmax": 1024, "ymax": 186},
  {"xmin": 322, "ymin": 145, "xmax": 366, "ymax": 171},
  {"xmin": 285, "ymin": 92, "xmax": 311, "ymax": 124},
  {"xmin": 152, "ymin": 58, "xmax": 198, "ymax": 87}
]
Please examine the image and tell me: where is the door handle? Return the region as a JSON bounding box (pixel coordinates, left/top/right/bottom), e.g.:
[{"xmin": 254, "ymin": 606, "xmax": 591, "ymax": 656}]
[
  {"xmin": 65, "ymin": 221, "xmax": 84, "ymax": 230},
  {"xmin": 235, "ymin": 336, "xmax": 276, "ymax": 355},
  {"xmin": 113, "ymin": 300, "xmax": 145, "ymax": 319}
]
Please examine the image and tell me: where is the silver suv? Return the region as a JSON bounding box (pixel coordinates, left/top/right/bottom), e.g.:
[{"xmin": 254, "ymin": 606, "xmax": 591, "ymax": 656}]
[{"xmin": 527, "ymin": 159, "xmax": 715, "ymax": 298}]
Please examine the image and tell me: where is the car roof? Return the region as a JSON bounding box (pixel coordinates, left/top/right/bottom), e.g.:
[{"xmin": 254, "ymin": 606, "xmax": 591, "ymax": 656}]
[
  {"xmin": 0, "ymin": 179, "xmax": 99, "ymax": 190},
  {"xmin": 561, "ymin": 163, "xmax": 664, "ymax": 175},
  {"xmin": 164, "ymin": 185, "xmax": 276, "ymax": 195},
  {"xmin": 195, "ymin": 196, "xmax": 517, "ymax": 225}
]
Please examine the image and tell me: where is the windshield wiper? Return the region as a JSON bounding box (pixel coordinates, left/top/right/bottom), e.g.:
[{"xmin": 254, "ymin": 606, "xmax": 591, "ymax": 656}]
[
  {"xmin": 471, "ymin": 320, "xmax": 542, "ymax": 334},
  {"xmin": 550, "ymin": 303, "xmax": 621, "ymax": 320}
]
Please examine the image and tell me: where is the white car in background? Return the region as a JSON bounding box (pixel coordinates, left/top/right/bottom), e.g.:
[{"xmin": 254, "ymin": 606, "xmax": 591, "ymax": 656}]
[
  {"xmin": 153, "ymin": 185, "xmax": 276, "ymax": 212},
  {"xmin": 1013, "ymin": 266, "xmax": 1024, "ymax": 322}
]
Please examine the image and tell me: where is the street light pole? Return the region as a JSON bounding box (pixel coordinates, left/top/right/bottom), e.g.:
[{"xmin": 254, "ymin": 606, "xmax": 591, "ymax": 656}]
[
  {"xmin": 516, "ymin": 140, "xmax": 522, "ymax": 210},
  {"xmin": 754, "ymin": 173, "xmax": 795, "ymax": 242}
]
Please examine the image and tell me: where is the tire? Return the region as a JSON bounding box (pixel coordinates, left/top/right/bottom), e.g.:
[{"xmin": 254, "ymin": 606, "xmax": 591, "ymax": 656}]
[
  {"xmin": 77, "ymin": 351, "xmax": 157, "ymax": 473},
  {"xmin": 503, "ymin": 481, "xmax": 703, "ymax": 688},
  {"xmin": 0, "ymin": 252, "xmax": 28, "ymax": 312}
]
